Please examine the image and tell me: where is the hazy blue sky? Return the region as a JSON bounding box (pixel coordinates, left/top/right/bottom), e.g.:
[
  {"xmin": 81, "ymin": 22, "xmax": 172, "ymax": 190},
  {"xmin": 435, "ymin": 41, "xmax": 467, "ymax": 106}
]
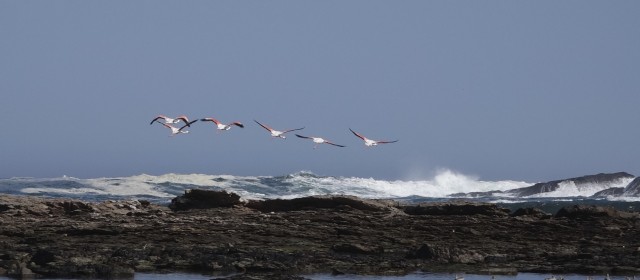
[{"xmin": 1, "ymin": 1, "xmax": 639, "ymax": 182}]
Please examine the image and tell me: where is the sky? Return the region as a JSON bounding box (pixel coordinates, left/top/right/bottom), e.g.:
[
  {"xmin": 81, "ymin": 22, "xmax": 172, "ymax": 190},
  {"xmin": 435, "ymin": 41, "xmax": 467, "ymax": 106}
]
[{"xmin": 1, "ymin": 1, "xmax": 639, "ymax": 182}]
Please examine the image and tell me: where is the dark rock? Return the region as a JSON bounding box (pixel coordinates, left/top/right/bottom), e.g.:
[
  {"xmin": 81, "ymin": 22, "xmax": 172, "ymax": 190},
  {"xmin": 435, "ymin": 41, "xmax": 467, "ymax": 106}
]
[
  {"xmin": 624, "ymin": 177, "xmax": 640, "ymax": 196},
  {"xmin": 30, "ymin": 250, "xmax": 56, "ymax": 265},
  {"xmin": 1, "ymin": 193, "xmax": 640, "ymax": 278},
  {"xmin": 245, "ymin": 195, "xmax": 393, "ymax": 212},
  {"xmin": 507, "ymin": 172, "xmax": 634, "ymax": 197},
  {"xmin": 408, "ymin": 244, "xmax": 483, "ymax": 264},
  {"xmin": 331, "ymin": 243, "xmax": 383, "ymax": 255},
  {"xmin": 511, "ymin": 207, "xmax": 551, "ymax": 218},
  {"xmin": 592, "ymin": 188, "xmax": 625, "ymax": 197},
  {"xmin": 56, "ymin": 201, "xmax": 95, "ymax": 215},
  {"xmin": 402, "ymin": 202, "xmax": 510, "ymax": 216},
  {"xmin": 169, "ymin": 189, "xmax": 241, "ymax": 210},
  {"xmin": 555, "ymin": 205, "xmax": 638, "ymax": 219},
  {"xmin": 449, "ymin": 190, "xmax": 504, "ymax": 198}
]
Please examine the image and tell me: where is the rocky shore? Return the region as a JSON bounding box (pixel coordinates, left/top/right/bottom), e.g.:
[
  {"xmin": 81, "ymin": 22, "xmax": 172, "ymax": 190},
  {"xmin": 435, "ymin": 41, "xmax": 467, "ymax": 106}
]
[{"xmin": 1, "ymin": 190, "xmax": 640, "ymax": 279}]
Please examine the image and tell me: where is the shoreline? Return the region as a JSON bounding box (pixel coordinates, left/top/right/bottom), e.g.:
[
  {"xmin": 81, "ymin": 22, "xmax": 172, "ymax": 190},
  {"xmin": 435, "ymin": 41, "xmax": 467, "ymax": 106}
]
[{"xmin": 1, "ymin": 190, "xmax": 640, "ymax": 279}]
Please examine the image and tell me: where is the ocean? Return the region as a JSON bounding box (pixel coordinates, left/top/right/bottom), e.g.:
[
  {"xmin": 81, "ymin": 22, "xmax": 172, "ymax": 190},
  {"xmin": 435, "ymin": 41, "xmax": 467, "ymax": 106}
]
[
  {"xmin": 1, "ymin": 170, "xmax": 639, "ymax": 279},
  {"xmin": 1, "ymin": 170, "xmax": 638, "ymax": 213}
]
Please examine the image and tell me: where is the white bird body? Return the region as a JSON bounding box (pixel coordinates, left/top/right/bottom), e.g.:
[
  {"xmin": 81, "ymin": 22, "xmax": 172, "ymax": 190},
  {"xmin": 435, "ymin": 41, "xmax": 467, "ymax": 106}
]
[
  {"xmin": 349, "ymin": 128, "xmax": 398, "ymax": 147},
  {"xmin": 201, "ymin": 118, "xmax": 244, "ymax": 131},
  {"xmin": 295, "ymin": 134, "xmax": 345, "ymax": 148},
  {"xmin": 162, "ymin": 120, "xmax": 197, "ymax": 136},
  {"xmin": 254, "ymin": 120, "xmax": 304, "ymax": 139},
  {"xmin": 150, "ymin": 115, "xmax": 190, "ymax": 126}
]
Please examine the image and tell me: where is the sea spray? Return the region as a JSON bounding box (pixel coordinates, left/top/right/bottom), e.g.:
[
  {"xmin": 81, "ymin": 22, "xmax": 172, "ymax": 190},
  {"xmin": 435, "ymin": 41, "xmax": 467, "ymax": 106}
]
[{"xmin": 1, "ymin": 170, "xmax": 637, "ymax": 206}]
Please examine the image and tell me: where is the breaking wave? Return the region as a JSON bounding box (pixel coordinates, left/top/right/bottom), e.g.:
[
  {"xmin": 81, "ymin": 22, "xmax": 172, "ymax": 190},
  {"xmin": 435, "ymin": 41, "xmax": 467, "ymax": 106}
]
[{"xmin": 0, "ymin": 170, "xmax": 637, "ymax": 204}]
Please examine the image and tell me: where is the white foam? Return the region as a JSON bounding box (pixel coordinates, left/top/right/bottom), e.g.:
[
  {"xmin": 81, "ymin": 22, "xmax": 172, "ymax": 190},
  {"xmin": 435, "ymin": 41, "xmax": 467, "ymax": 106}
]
[
  {"xmin": 21, "ymin": 187, "xmax": 108, "ymax": 195},
  {"xmin": 280, "ymin": 169, "xmax": 530, "ymax": 199},
  {"xmin": 14, "ymin": 170, "xmax": 637, "ymax": 201},
  {"xmin": 529, "ymin": 177, "xmax": 634, "ymax": 198}
]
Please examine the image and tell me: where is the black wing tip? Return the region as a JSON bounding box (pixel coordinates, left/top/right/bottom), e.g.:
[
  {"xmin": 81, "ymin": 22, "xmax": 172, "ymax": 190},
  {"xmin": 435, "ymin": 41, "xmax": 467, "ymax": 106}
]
[{"xmin": 179, "ymin": 120, "xmax": 198, "ymax": 130}]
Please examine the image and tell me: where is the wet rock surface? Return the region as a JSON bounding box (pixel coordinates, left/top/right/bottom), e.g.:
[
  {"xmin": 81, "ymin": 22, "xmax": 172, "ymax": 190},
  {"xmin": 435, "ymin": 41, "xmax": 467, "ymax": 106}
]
[{"xmin": 1, "ymin": 191, "xmax": 640, "ymax": 279}]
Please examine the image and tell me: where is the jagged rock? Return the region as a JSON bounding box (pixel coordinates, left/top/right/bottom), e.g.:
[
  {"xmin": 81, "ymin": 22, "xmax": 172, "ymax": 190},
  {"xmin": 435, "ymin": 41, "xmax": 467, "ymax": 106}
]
[
  {"xmin": 511, "ymin": 207, "xmax": 551, "ymax": 218},
  {"xmin": 169, "ymin": 189, "xmax": 241, "ymax": 210},
  {"xmin": 245, "ymin": 195, "xmax": 393, "ymax": 212},
  {"xmin": 555, "ymin": 205, "xmax": 638, "ymax": 219},
  {"xmin": 592, "ymin": 187, "xmax": 625, "ymax": 197},
  {"xmin": 1, "ymin": 193, "xmax": 640, "ymax": 278},
  {"xmin": 506, "ymin": 172, "xmax": 634, "ymax": 197},
  {"xmin": 46, "ymin": 201, "xmax": 95, "ymax": 215},
  {"xmin": 331, "ymin": 243, "xmax": 383, "ymax": 255},
  {"xmin": 408, "ymin": 244, "xmax": 484, "ymax": 264},
  {"xmin": 402, "ymin": 202, "xmax": 510, "ymax": 216},
  {"xmin": 624, "ymin": 177, "xmax": 640, "ymax": 196}
]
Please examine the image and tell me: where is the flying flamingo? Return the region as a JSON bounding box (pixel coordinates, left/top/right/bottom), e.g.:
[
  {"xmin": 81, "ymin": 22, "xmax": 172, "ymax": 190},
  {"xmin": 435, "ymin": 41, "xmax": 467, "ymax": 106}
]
[
  {"xmin": 254, "ymin": 120, "xmax": 304, "ymax": 139},
  {"xmin": 162, "ymin": 120, "xmax": 198, "ymax": 136},
  {"xmin": 349, "ymin": 128, "xmax": 398, "ymax": 147},
  {"xmin": 150, "ymin": 115, "xmax": 191, "ymax": 126},
  {"xmin": 295, "ymin": 134, "xmax": 345, "ymax": 148},
  {"xmin": 200, "ymin": 117, "xmax": 244, "ymax": 131}
]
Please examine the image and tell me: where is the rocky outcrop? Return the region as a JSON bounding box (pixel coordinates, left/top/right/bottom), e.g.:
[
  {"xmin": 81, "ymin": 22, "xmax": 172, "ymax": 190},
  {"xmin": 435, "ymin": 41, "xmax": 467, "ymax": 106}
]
[
  {"xmin": 624, "ymin": 177, "xmax": 640, "ymax": 196},
  {"xmin": 244, "ymin": 195, "xmax": 396, "ymax": 213},
  {"xmin": 555, "ymin": 205, "xmax": 639, "ymax": 219},
  {"xmin": 510, "ymin": 207, "xmax": 552, "ymax": 219},
  {"xmin": 402, "ymin": 202, "xmax": 510, "ymax": 216},
  {"xmin": 1, "ymin": 192, "xmax": 640, "ymax": 279},
  {"xmin": 169, "ymin": 189, "xmax": 242, "ymax": 210},
  {"xmin": 592, "ymin": 187, "xmax": 625, "ymax": 197},
  {"xmin": 448, "ymin": 172, "xmax": 636, "ymax": 198},
  {"xmin": 506, "ymin": 172, "xmax": 634, "ymax": 197}
]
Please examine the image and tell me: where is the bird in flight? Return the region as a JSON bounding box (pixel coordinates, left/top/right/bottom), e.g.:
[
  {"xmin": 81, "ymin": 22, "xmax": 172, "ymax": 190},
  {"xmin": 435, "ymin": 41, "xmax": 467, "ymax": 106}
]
[
  {"xmin": 295, "ymin": 134, "xmax": 345, "ymax": 148},
  {"xmin": 349, "ymin": 128, "xmax": 398, "ymax": 147},
  {"xmin": 162, "ymin": 120, "xmax": 198, "ymax": 136},
  {"xmin": 150, "ymin": 115, "xmax": 191, "ymax": 126},
  {"xmin": 200, "ymin": 117, "xmax": 244, "ymax": 131},
  {"xmin": 254, "ymin": 120, "xmax": 304, "ymax": 139}
]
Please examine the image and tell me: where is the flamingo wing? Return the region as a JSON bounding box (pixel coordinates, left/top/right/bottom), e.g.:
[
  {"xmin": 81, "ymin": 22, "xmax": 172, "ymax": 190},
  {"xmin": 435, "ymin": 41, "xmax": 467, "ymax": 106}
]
[
  {"xmin": 254, "ymin": 120, "xmax": 273, "ymax": 132},
  {"xmin": 349, "ymin": 128, "xmax": 367, "ymax": 141},
  {"xmin": 200, "ymin": 118, "xmax": 220, "ymax": 125},
  {"xmin": 179, "ymin": 120, "xmax": 198, "ymax": 131},
  {"xmin": 150, "ymin": 116, "xmax": 165, "ymax": 125},
  {"xmin": 325, "ymin": 141, "xmax": 346, "ymax": 147},
  {"xmin": 282, "ymin": 127, "xmax": 305, "ymax": 134},
  {"xmin": 232, "ymin": 122, "xmax": 244, "ymax": 128},
  {"xmin": 161, "ymin": 123, "xmax": 173, "ymax": 129},
  {"xmin": 295, "ymin": 134, "xmax": 312, "ymax": 140},
  {"xmin": 176, "ymin": 115, "xmax": 190, "ymax": 125},
  {"xmin": 377, "ymin": 139, "xmax": 399, "ymax": 144}
]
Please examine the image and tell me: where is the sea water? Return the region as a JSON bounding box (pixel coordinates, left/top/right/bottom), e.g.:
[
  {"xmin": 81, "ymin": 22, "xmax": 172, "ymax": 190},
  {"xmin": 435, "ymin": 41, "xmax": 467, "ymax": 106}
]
[{"xmin": 1, "ymin": 170, "xmax": 637, "ymax": 205}]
